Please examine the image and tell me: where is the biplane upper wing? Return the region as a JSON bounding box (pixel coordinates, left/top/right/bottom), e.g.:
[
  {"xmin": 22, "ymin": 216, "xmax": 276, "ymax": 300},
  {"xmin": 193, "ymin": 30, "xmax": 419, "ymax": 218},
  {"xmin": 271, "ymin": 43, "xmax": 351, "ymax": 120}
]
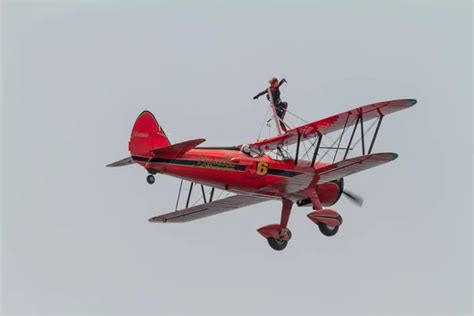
[
  {"xmin": 257, "ymin": 153, "xmax": 398, "ymax": 198},
  {"xmin": 149, "ymin": 194, "xmax": 269, "ymax": 223},
  {"xmin": 248, "ymin": 99, "xmax": 416, "ymax": 152}
]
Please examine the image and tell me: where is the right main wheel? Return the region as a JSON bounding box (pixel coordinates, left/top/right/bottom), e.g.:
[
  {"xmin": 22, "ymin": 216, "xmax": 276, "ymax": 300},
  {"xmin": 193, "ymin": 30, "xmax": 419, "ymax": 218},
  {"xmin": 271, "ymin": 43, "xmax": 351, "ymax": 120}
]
[{"xmin": 318, "ymin": 223, "xmax": 339, "ymax": 237}]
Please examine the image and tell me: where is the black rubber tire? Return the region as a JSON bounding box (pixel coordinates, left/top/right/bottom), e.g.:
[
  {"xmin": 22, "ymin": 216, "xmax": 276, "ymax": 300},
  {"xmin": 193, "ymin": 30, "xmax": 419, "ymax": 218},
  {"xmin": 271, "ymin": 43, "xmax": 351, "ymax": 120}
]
[
  {"xmin": 267, "ymin": 237, "xmax": 288, "ymax": 251},
  {"xmin": 318, "ymin": 223, "xmax": 339, "ymax": 237},
  {"xmin": 146, "ymin": 174, "xmax": 155, "ymax": 184}
]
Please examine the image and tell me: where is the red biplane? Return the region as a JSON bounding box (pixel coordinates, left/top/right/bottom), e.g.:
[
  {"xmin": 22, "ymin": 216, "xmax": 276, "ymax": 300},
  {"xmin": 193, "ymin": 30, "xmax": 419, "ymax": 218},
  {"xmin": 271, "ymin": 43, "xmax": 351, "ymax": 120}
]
[{"xmin": 108, "ymin": 98, "xmax": 416, "ymax": 250}]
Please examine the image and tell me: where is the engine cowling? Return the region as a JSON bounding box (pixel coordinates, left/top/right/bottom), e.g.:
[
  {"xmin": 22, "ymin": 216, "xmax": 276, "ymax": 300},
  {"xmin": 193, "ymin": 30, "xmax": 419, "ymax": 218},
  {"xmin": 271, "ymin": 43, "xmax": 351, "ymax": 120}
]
[{"xmin": 296, "ymin": 178, "xmax": 344, "ymax": 207}]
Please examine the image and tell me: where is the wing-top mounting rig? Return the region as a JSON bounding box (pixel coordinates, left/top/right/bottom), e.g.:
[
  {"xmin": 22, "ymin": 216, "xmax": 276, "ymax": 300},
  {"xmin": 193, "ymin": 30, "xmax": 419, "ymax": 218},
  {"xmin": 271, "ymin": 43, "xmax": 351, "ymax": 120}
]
[{"xmin": 107, "ymin": 96, "xmax": 416, "ymax": 251}]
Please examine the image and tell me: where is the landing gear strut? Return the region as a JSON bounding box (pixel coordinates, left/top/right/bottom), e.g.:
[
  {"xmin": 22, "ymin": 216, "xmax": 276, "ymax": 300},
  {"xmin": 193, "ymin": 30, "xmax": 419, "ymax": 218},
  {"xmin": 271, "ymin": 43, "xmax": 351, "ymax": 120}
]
[
  {"xmin": 305, "ymin": 189, "xmax": 343, "ymax": 237},
  {"xmin": 257, "ymin": 199, "xmax": 293, "ymax": 251},
  {"xmin": 146, "ymin": 174, "xmax": 155, "ymax": 184}
]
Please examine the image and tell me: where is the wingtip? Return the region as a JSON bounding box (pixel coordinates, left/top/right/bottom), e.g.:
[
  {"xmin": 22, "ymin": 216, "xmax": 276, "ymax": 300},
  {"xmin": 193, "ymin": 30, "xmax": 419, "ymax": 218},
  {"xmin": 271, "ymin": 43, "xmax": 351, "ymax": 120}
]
[
  {"xmin": 365, "ymin": 152, "xmax": 398, "ymax": 161},
  {"xmin": 407, "ymin": 99, "xmax": 417, "ymax": 107},
  {"xmin": 377, "ymin": 152, "xmax": 399, "ymax": 160},
  {"xmin": 148, "ymin": 216, "xmax": 167, "ymax": 223},
  {"xmin": 382, "ymin": 152, "xmax": 399, "ymax": 161}
]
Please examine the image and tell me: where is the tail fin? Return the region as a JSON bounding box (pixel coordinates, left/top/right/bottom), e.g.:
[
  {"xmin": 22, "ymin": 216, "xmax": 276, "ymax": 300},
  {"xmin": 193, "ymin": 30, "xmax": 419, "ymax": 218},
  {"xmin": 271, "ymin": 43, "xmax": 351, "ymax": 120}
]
[{"xmin": 128, "ymin": 111, "xmax": 170, "ymax": 157}]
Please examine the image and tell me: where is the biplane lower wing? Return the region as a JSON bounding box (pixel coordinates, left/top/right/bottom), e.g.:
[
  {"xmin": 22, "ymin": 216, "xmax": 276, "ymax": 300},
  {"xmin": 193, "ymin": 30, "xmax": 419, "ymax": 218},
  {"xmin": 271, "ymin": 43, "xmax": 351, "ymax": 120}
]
[
  {"xmin": 257, "ymin": 153, "xmax": 398, "ymax": 198},
  {"xmin": 248, "ymin": 99, "xmax": 416, "ymax": 152},
  {"xmin": 316, "ymin": 152, "xmax": 398, "ymax": 184},
  {"xmin": 149, "ymin": 194, "xmax": 269, "ymax": 223}
]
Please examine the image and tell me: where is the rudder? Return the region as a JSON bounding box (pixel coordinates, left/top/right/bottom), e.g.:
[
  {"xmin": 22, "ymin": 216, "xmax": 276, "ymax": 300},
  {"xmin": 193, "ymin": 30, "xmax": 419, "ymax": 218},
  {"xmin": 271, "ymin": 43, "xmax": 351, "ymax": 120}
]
[{"xmin": 128, "ymin": 111, "xmax": 170, "ymax": 157}]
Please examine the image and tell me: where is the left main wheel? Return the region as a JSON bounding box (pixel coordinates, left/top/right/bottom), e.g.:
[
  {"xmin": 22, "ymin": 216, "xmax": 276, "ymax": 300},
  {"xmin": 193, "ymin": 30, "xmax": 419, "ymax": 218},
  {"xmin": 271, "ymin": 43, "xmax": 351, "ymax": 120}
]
[
  {"xmin": 267, "ymin": 228, "xmax": 292, "ymax": 251},
  {"xmin": 267, "ymin": 237, "xmax": 288, "ymax": 251},
  {"xmin": 146, "ymin": 174, "xmax": 155, "ymax": 184}
]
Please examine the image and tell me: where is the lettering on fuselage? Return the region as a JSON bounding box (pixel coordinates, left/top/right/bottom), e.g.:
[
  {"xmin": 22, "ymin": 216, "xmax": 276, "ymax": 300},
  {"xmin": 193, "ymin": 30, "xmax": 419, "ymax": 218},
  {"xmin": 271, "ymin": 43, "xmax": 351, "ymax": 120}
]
[
  {"xmin": 197, "ymin": 156, "xmax": 234, "ymax": 170},
  {"xmin": 132, "ymin": 132, "xmax": 149, "ymax": 138}
]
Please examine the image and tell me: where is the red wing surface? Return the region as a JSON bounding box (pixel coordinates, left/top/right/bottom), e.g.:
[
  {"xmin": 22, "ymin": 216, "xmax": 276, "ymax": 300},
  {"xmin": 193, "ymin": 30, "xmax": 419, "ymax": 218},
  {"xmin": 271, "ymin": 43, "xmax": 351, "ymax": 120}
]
[
  {"xmin": 316, "ymin": 152, "xmax": 398, "ymax": 184},
  {"xmin": 257, "ymin": 153, "xmax": 398, "ymax": 198},
  {"xmin": 248, "ymin": 99, "xmax": 416, "ymax": 152},
  {"xmin": 256, "ymin": 172, "xmax": 318, "ymax": 198},
  {"xmin": 149, "ymin": 194, "xmax": 269, "ymax": 223}
]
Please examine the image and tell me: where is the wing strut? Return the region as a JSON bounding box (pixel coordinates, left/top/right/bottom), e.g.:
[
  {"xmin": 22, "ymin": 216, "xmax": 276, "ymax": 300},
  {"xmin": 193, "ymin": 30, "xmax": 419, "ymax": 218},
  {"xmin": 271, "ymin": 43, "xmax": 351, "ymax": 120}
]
[
  {"xmin": 294, "ymin": 132, "xmax": 301, "ymax": 165},
  {"xmin": 333, "ymin": 113, "xmax": 350, "ymax": 162},
  {"xmin": 344, "ymin": 114, "xmax": 361, "ymax": 160},
  {"xmin": 209, "ymin": 187, "xmax": 215, "ymax": 202},
  {"xmin": 175, "ymin": 179, "xmax": 184, "ymax": 211},
  {"xmin": 186, "ymin": 182, "xmax": 194, "ymax": 208},
  {"xmin": 175, "ymin": 180, "xmax": 217, "ymax": 210},
  {"xmin": 360, "ymin": 113, "xmax": 366, "ymax": 155},
  {"xmin": 310, "ymin": 133, "xmax": 323, "ymax": 168},
  {"xmin": 368, "ymin": 115, "xmax": 384, "ymax": 154},
  {"xmin": 200, "ymin": 184, "xmax": 207, "ymax": 204},
  {"xmin": 343, "ymin": 112, "xmax": 385, "ymax": 159}
]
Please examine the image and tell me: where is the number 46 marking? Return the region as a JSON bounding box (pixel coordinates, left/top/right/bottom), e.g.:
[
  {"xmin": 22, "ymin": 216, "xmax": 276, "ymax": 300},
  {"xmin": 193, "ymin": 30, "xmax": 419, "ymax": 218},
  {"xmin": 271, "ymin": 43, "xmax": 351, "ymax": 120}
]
[{"xmin": 256, "ymin": 162, "xmax": 268, "ymax": 176}]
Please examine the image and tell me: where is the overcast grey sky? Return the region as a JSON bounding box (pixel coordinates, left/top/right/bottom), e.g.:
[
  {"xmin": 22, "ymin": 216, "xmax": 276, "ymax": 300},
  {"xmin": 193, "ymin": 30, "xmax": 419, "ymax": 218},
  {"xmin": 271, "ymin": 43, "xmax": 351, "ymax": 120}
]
[{"xmin": 1, "ymin": 1, "xmax": 472, "ymax": 315}]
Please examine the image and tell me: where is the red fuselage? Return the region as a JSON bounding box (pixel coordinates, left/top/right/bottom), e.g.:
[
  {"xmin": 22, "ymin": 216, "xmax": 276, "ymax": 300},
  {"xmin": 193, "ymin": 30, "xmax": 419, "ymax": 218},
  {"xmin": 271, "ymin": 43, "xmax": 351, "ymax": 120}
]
[{"xmin": 132, "ymin": 148, "xmax": 341, "ymax": 206}]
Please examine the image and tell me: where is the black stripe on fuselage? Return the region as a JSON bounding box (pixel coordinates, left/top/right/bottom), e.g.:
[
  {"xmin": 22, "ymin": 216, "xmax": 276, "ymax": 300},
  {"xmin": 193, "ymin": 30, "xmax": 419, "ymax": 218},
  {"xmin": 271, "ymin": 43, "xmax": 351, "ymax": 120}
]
[
  {"xmin": 196, "ymin": 146, "xmax": 241, "ymax": 150},
  {"xmin": 131, "ymin": 156, "xmax": 301, "ymax": 178}
]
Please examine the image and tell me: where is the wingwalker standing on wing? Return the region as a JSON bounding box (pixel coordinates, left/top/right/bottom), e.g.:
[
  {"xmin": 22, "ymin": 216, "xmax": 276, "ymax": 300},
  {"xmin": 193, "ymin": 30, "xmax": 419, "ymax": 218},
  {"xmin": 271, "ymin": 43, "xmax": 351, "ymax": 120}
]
[{"xmin": 253, "ymin": 77, "xmax": 288, "ymax": 132}]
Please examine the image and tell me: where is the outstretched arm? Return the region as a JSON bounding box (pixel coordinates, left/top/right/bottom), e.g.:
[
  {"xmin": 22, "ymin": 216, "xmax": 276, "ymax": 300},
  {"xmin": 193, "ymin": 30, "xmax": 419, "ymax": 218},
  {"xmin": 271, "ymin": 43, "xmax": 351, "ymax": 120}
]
[
  {"xmin": 277, "ymin": 78, "xmax": 287, "ymax": 88},
  {"xmin": 253, "ymin": 89, "xmax": 268, "ymax": 100}
]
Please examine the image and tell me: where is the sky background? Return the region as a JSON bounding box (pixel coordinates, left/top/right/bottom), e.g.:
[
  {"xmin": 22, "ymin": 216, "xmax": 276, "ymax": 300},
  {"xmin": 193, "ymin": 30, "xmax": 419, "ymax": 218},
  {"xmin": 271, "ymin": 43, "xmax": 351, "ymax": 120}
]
[{"xmin": 1, "ymin": 1, "xmax": 472, "ymax": 315}]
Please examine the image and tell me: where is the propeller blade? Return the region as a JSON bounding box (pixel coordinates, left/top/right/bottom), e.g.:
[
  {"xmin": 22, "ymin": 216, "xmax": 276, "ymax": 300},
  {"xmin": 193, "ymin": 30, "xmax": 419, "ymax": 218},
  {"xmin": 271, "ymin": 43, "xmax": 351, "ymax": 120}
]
[{"xmin": 342, "ymin": 190, "xmax": 364, "ymax": 207}]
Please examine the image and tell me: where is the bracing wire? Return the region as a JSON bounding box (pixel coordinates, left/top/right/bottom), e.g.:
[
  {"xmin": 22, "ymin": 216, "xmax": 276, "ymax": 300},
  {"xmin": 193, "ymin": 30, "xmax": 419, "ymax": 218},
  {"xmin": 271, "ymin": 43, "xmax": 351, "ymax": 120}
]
[
  {"xmin": 257, "ymin": 107, "xmax": 271, "ymax": 141},
  {"xmin": 191, "ymin": 186, "xmax": 228, "ymax": 207},
  {"xmin": 286, "ymin": 108, "xmax": 343, "ymax": 155},
  {"xmin": 349, "ymin": 118, "xmax": 378, "ymax": 155},
  {"xmin": 316, "ymin": 134, "xmax": 342, "ymax": 164},
  {"xmin": 253, "ymin": 103, "xmax": 381, "ymax": 164},
  {"xmin": 285, "ymin": 109, "xmax": 309, "ymax": 124},
  {"xmin": 287, "ymin": 108, "xmax": 383, "ymax": 162},
  {"xmin": 164, "ymin": 130, "xmax": 186, "ymax": 142}
]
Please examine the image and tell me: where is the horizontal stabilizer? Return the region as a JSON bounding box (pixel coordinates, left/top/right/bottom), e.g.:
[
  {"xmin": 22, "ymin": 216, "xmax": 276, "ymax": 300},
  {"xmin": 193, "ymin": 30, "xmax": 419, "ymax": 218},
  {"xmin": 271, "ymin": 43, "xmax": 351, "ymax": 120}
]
[
  {"xmin": 106, "ymin": 156, "xmax": 136, "ymax": 167},
  {"xmin": 151, "ymin": 138, "xmax": 205, "ymax": 158}
]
